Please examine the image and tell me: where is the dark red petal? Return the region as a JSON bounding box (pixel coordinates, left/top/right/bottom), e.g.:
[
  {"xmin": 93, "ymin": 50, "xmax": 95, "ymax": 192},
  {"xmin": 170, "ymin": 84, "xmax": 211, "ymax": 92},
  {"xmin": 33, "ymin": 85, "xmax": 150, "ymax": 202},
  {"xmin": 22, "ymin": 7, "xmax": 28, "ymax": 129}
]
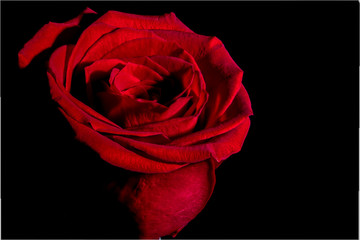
[
  {"xmin": 124, "ymin": 56, "xmax": 170, "ymax": 77},
  {"xmin": 103, "ymin": 38, "xmax": 197, "ymax": 69},
  {"xmin": 47, "ymin": 48, "xmax": 167, "ymax": 140},
  {"xmin": 169, "ymin": 86, "xmax": 252, "ymax": 149},
  {"xmin": 96, "ymin": 92, "xmax": 168, "ymax": 128},
  {"xmin": 207, "ymin": 117, "xmax": 251, "ymax": 162},
  {"xmin": 110, "ymin": 62, "xmax": 163, "ymax": 92},
  {"xmin": 128, "ymin": 115, "xmax": 199, "ymax": 139},
  {"xmin": 48, "ymin": 46, "xmax": 120, "ymax": 128},
  {"xmin": 78, "ymin": 28, "xmax": 162, "ymax": 69},
  {"xmin": 18, "ymin": 7, "xmax": 96, "ymax": 69},
  {"xmin": 95, "ymin": 11, "xmax": 193, "ymax": 33},
  {"xmin": 117, "ymin": 160, "xmax": 215, "ymax": 238},
  {"xmin": 85, "ymin": 59, "xmax": 127, "ymax": 85},
  {"xmin": 150, "ymin": 30, "xmax": 252, "ymax": 126},
  {"xmin": 170, "ymin": 115, "xmax": 247, "ymax": 147},
  {"xmin": 65, "ymin": 23, "xmax": 118, "ymax": 91},
  {"xmin": 111, "ymin": 131, "xmax": 210, "ymax": 164},
  {"xmin": 197, "ymin": 45, "xmax": 246, "ymax": 128},
  {"xmin": 149, "ymin": 56, "xmax": 207, "ymax": 113},
  {"xmin": 109, "ymin": 105, "xmax": 249, "ymax": 164},
  {"xmin": 218, "ymin": 84, "xmax": 253, "ymax": 123},
  {"xmin": 47, "ymin": 44, "xmax": 74, "ymax": 87},
  {"xmin": 149, "ymin": 56, "xmax": 197, "ymax": 97},
  {"xmin": 158, "ymin": 96, "xmax": 192, "ymax": 120},
  {"xmin": 151, "ymin": 29, "xmax": 222, "ymax": 60},
  {"xmin": 59, "ymin": 107, "xmax": 187, "ymax": 173}
]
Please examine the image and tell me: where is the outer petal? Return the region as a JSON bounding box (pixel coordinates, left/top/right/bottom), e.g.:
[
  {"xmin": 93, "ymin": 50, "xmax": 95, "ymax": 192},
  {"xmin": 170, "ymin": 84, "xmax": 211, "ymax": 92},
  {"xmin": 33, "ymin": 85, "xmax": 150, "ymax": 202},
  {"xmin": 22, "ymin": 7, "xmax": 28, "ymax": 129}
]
[
  {"xmin": 18, "ymin": 7, "xmax": 96, "ymax": 69},
  {"xmin": 110, "ymin": 114, "xmax": 250, "ymax": 164},
  {"xmin": 207, "ymin": 117, "xmax": 251, "ymax": 162},
  {"xmin": 197, "ymin": 45, "xmax": 246, "ymax": 128},
  {"xmin": 95, "ymin": 11, "xmax": 194, "ymax": 33},
  {"xmin": 60, "ymin": 108, "xmax": 187, "ymax": 173},
  {"xmin": 116, "ymin": 160, "xmax": 216, "ymax": 238},
  {"xmin": 65, "ymin": 23, "xmax": 118, "ymax": 90}
]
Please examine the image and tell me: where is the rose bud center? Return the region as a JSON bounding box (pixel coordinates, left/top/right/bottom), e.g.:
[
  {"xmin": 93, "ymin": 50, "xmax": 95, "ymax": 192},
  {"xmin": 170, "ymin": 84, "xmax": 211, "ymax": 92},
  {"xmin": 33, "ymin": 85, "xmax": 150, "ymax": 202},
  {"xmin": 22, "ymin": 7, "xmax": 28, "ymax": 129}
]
[{"xmin": 86, "ymin": 58, "xmax": 198, "ymax": 129}]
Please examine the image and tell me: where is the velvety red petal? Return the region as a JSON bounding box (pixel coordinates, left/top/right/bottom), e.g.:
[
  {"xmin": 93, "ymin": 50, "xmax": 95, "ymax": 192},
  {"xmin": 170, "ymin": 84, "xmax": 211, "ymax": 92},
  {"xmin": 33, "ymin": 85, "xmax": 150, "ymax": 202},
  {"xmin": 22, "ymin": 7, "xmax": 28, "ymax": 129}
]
[
  {"xmin": 197, "ymin": 45, "xmax": 246, "ymax": 128},
  {"xmin": 170, "ymin": 115, "xmax": 246, "ymax": 147},
  {"xmin": 47, "ymin": 44, "xmax": 74, "ymax": 87},
  {"xmin": 111, "ymin": 132, "xmax": 210, "ymax": 164},
  {"xmin": 18, "ymin": 7, "xmax": 96, "ymax": 69},
  {"xmin": 108, "ymin": 107, "xmax": 249, "ymax": 164},
  {"xmin": 110, "ymin": 62, "xmax": 163, "ymax": 92},
  {"xmin": 149, "ymin": 56, "xmax": 197, "ymax": 97},
  {"xmin": 65, "ymin": 23, "xmax": 118, "ymax": 91},
  {"xmin": 102, "ymin": 38, "xmax": 197, "ymax": 69},
  {"xmin": 48, "ymin": 46, "xmax": 120, "ymax": 128},
  {"xmin": 170, "ymin": 85, "xmax": 252, "ymax": 147},
  {"xmin": 124, "ymin": 56, "xmax": 170, "ymax": 77},
  {"xmin": 59, "ymin": 108, "xmax": 187, "ymax": 173},
  {"xmin": 151, "ymin": 29, "xmax": 222, "ymax": 60},
  {"xmin": 85, "ymin": 59, "xmax": 127, "ymax": 85},
  {"xmin": 78, "ymin": 28, "xmax": 162, "ymax": 69},
  {"xmin": 96, "ymin": 91, "xmax": 167, "ymax": 128},
  {"xmin": 151, "ymin": 30, "xmax": 251, "ymax": 127},
  {"xmin": 149, "ymin": 56, "xmax": 207, "ymax": 113},
  {"xmin": 207, "ymin": 117, "xmax": 251, "ymax": 162},
  {"xmin": 95, "ymin": 11, "xmax": 194, "ymax": 33},
  {"xmin": 47, "ymin": 50, "xmax": 168, "ymax": 140},
  {"xmin": 158, "ymin": 96, "xmax": 192, "ymax": 120},
  {"xmin": 217, "ymin": 84, "xmax": 253, "ymax": 123},
  {"xmin": 128, "ymin": 115, "xmax": 199, "ymax": 139},
  {"xmin": 117, "ymin": 160, "xmax": 215, "ymax": 238}
]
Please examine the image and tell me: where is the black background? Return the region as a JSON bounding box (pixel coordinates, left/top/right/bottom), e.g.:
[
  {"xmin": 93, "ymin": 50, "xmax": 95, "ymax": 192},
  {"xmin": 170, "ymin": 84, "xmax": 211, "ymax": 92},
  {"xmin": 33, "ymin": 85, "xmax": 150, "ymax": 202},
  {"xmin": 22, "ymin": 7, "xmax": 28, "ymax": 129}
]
[{"xmin": 2, "ymin": 1, "xmax": 358, "ymax": 239}]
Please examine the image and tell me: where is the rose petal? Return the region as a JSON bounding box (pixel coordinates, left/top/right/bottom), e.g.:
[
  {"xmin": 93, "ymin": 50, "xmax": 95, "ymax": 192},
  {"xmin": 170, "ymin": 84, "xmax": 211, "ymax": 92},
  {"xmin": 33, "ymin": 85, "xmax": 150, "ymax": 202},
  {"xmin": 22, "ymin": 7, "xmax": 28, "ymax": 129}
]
[
  {"xmin": 128, "ymin": 115, "xmax": 199, "ymax": 139},
  {"xmin": 170, "ymin": 85, "xmax": 252, "ymax": 146},
  {"xmin": 48, "ymin": 46, "xmax": 120, "ymax": 128},
  {"xmin": 110, "ymin": 110, "xmax": 250, "ymax": 164},
  {"xmin": 152, "ymin": 29, "xmax": 222, "ymax": 60},
  {"xmin": 218, "ymin": 84, "xmax": 253, "ymax": 123},
  {"xmin": 150, "ymin": 30, "xmax": 251, "ymax": 127},
  {"xmin": 197, "ymin": 45, "xmax": 246, "ymax": 128},
  {"xmin": 59, "ymin": 107, "xmax": 187, "ymax": 173},
  {"xmin": 110, "ymin": 62, "xmax": 163, "ymax": 92},
  {"xmin": 78, "ymin": 28, "xmax": 162, "ymax": 70},
  {"xmin": 117, "ymin": 160, "xmax": 215, "ymax": 238},
  {"xmin": 149, "ymin": 56, "xmax": 206, "ymax": 112},
  {"xmin": 18, "ymin": 7, "xmax": 96, "ymax": 69},
  {"xmin": 48, "ymin": 47, "xmax": 168, "ymax": 140},
  {"xmin": 207, "ymin": 117, "xmax": 251, "ymax": 162},
  {"xmin": 111, "ymin": 131, "xmax": 210, "ymax": 164},
  {"xmin": 65, "ymin": 23, "xmax": 118, "ymax": 90},
  {"xmin": 95, "ymin": 11, "xmax": 194, "ymax": 33},
  {"xmin": 102, "ymin": 37, "xmax": 197, "ymax": 69},
  {"xmin": 96, "ymin": 91, "xmax": 167, "ymax": 128},
  {"xmin": 149, "ymin": 56, "xmax": 198, "ymax": 98},
  {"xmin": 124, "ymin": 56, "xmax": 170, "ymax": 77}
]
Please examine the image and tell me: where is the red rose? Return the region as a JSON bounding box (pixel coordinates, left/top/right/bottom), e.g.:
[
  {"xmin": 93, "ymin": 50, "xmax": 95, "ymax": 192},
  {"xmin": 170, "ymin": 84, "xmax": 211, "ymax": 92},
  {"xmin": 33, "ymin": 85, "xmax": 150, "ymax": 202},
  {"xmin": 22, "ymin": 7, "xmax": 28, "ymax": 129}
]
[{"xmin": 18, "ymin": 8, "xmax": 253, "ymax": 238}]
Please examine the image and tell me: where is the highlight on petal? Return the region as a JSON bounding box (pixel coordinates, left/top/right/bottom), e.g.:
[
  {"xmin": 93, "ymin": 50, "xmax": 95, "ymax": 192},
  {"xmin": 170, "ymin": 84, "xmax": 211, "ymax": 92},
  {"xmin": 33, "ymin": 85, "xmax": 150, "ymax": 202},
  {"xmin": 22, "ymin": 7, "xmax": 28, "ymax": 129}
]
[
  {"xmin": 18, "ymin": 7, "xmax": 96, "ymax": 69},
  {"xmin": 116, "ymin": 160, "xmax": 216, "ymax": 238}
]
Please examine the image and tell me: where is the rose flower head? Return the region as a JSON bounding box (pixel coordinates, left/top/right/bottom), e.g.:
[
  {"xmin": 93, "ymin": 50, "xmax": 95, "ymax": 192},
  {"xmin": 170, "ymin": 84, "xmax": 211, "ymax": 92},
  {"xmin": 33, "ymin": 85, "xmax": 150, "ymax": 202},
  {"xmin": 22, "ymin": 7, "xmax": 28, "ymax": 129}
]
[{"xmin": 18, "ymin": 8, "xmax": 253, "ymax": 238}]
